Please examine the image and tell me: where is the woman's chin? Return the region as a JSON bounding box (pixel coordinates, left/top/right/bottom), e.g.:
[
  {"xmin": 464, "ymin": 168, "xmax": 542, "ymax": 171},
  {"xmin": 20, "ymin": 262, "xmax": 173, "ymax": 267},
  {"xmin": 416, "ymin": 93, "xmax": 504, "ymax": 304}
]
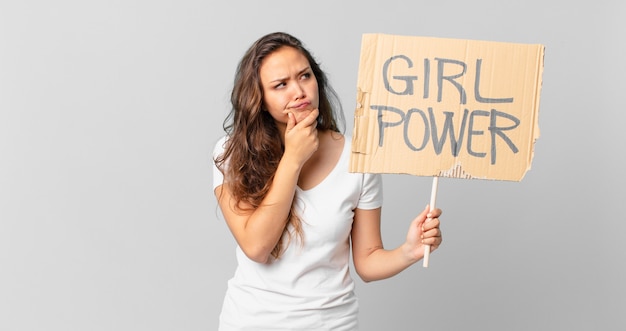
[{"xmin": 293, "ymin": 109, "xmax": 313, "ymax": 124}]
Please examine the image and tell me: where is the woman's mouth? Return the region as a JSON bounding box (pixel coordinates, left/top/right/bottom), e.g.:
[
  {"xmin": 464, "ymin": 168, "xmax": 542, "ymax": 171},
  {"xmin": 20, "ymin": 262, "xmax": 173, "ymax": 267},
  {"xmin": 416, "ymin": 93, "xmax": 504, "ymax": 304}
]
[{"xmin": 290, "ymin": 101, "xmax": 311, "ymax": 110}]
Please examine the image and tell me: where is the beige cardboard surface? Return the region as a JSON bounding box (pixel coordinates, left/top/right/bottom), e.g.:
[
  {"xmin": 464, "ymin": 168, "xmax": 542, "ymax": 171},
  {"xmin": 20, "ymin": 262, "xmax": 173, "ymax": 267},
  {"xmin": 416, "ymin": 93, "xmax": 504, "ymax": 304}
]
[{"xmin": 350, "ymin": 33, "xmax": 544, "ymax": 181}]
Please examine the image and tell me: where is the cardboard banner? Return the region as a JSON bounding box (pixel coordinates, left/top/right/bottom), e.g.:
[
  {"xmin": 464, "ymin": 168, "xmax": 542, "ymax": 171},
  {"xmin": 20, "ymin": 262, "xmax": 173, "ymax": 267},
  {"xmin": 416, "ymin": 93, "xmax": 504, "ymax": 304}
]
[{"xmin": 350, "ymin": 33, "xmax": 544, "ymax": 181}]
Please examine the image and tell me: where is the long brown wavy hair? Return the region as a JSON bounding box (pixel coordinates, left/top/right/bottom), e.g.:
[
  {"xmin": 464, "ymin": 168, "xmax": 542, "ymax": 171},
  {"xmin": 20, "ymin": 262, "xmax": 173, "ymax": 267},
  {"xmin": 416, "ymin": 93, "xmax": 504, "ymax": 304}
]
[{"xmin": 214, "ymin": 32, "xmax": 345, "ymax": 259}]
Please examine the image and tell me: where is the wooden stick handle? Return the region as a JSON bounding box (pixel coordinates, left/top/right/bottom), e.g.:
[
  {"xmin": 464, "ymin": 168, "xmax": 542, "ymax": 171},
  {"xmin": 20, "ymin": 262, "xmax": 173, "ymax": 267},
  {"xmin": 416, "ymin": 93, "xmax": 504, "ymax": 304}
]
[{"xmin": 423, "ymin": 176, "xmax": 439, "ymax": 268}]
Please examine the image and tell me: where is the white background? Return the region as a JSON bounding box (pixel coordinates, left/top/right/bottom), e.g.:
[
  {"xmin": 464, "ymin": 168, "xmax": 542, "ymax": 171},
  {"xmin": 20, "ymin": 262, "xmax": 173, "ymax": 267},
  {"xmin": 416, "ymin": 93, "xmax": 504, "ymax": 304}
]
[{"xmin": 1, "ymin": 1, "xmax": 624, "ymax": 330}]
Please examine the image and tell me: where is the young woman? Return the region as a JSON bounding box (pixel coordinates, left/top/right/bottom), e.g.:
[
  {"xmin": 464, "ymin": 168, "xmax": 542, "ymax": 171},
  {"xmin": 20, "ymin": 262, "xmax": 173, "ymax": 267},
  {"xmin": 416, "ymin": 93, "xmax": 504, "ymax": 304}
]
[{"xmin": 213, "ymin": 32, "xmax": 442, "ymax": 330}]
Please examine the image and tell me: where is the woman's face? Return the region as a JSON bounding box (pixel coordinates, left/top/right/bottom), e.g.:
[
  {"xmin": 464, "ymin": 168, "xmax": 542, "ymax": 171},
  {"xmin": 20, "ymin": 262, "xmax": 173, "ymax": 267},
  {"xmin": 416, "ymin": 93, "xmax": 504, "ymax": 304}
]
[{"xmin": 259, "ymin": 46, "xmax": 319, "ymax": 127}]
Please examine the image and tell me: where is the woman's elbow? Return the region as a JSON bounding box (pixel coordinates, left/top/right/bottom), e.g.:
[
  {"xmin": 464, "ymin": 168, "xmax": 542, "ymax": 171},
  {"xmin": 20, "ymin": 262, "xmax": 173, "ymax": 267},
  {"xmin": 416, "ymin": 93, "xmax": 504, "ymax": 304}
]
[
  {"xmin": 354, "ymin": 265, "xmax": 378, "ymax": 283},
  {"xmin": 240, "ymin": 245, "xmax": 272, "ymax": 264},
  {"xmin": 358, "ymin": 275, "xmax": 375, "ymax": 283}
]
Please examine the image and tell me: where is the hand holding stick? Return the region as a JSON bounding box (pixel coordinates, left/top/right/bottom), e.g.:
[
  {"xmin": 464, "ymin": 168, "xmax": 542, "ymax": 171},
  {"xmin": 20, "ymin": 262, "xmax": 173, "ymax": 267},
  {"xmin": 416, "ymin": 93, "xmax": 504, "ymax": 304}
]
[{"xmin": 423, "ymin": 176, "xmax": 439, "ymax": 268}]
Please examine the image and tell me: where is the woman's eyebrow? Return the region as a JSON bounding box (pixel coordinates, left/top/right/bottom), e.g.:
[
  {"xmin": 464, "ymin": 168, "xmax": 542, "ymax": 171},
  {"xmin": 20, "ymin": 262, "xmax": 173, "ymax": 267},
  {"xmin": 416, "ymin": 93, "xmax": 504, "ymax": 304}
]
[{"xmin": 268, "ymin": 66, "xmax": 311, "ymax": 84}]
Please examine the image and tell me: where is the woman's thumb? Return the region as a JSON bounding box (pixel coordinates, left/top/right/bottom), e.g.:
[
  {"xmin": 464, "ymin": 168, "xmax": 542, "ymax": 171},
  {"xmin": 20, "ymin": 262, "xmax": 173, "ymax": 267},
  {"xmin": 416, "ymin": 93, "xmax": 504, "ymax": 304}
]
[{"xmin": 286, "ymin": 112, "xmax": 296, "ymax": 131}]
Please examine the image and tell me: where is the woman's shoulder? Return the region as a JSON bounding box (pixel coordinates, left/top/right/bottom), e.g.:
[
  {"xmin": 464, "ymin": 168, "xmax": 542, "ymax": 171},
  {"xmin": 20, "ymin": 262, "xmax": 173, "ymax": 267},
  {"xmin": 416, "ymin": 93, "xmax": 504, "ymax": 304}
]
[
  {"xmin": 320, "ymin": 131, "xmax": 348, "ymax": 162},
  {"xmin": 212, "ymin": 135, "xmax": 228, "ymax": 156},
  {"xmin": 327, "ymin": 131, "xmax": 347, "ymax": 148},
  {"xmin": 215, "ymin": 135, "xmax": 228, "ymax": 146}
]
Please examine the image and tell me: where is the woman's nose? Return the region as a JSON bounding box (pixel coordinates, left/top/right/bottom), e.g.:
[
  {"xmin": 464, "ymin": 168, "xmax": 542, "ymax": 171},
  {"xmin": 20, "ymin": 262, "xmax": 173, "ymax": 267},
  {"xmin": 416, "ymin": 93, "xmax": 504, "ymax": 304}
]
[{"xmin": 292, "ymin": 83, "xmax": 305, "ymax": 99}]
